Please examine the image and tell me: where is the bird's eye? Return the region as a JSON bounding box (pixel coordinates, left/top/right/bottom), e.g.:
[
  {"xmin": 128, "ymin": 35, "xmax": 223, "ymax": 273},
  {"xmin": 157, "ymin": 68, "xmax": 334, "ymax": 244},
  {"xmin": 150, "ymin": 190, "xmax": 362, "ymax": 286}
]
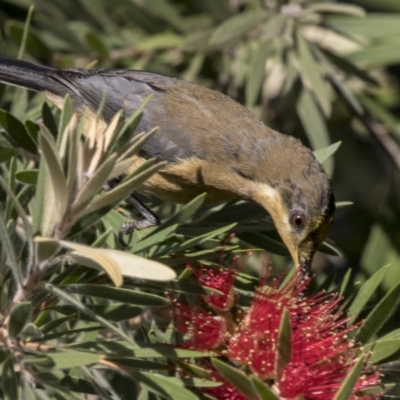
[{"xmin": 290, "ymin": 212, "xmax": 306, "ymax": 229}]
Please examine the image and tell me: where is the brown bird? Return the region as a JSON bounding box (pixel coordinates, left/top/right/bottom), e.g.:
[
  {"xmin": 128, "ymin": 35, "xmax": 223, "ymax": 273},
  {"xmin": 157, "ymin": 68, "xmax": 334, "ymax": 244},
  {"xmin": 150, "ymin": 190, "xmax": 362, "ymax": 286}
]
[{"xmin": 0, "ymin": 56, "xmax": 335, "ymax": 275}]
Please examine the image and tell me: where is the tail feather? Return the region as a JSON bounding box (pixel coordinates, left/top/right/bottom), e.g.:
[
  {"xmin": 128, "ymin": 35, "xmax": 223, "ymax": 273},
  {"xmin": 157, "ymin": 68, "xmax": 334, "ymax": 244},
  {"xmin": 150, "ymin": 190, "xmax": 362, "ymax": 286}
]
[{"xmin": 0, "ymin": 56, "xmax": 67, "ymax": 96}]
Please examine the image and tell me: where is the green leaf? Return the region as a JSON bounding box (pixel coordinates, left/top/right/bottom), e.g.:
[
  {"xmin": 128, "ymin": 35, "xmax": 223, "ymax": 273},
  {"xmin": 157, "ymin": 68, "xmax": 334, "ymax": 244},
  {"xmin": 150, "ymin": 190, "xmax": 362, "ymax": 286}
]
[
  {"xmin": 9, "ymin": 302, "xmax": 32, "ymax": 339},
  {"xmin": 38, "ymin": 128, "xmax": 68, "ymax": 219},
  {"xmin": 65, "ymin": 284, "xmax": 169, "ymax": 305},
  {"xmin": 143, "ymin": 193, "xmax": 207, "ymax": 239},
  {"xmin": 171, "ymin": 223, "xmax": 237, "ymax": 254},
  {"xmin": 0, "ymin": 205, "xmax": 21, "ymax": 286},
  {"xmin": 75, "ymin": 160, "xmax": 165, "ymax": 220},
  {"xmin": 0, "ymin": 175, "xmax": 33, "ymax": 276},
  {"xmin": 49, "ymin": 352, "xmax": 103, "ymax": 369},
  {"xmin": 325, "ymin": 14, "xmax": 400, "ymax": 39},
  {"xmin": 58, "ymin": 95, "xmax": 74, "ymax": 139},
  {"xmin": 131, "ymin": 224, "xmax": 180, "ymax": 253},
  {"xmin": 246, "ymin": 41, "xmax": 271, "ymax": 106},
  {"xmin": 68, "ymin": 341, "xmax": 214, "ymax": 359},
  {"xmin": 333, "ymin": 356, "xmax": 364, "ymax": 400},
  {"xmin": 349, "ymin": 264, "xmax": 390, "ymax": 324},
  {"xmin": 44, "ymin": 283, "xmax": 136, "ymax": 345},
  {"xmin": 276, "ymin": 309, "xmax": 291, "ymax": 378},
  {"xmin": 296, "ymin": 88, "xmax": 332, "ymax": 174},
  {"xmin": 105, "ymin": 357, "xmax": 169, "ymax": 371},
  {"xmin": 296, "ymin": 33, "xmax": 331, "ymax": 117},
  {"xmin": 210, "ymin": 10, "xmax": 270, "ymax": 46},
  {"xmin": 212, "ymin": 358, "xmax": 259, "ymax": 400},
  {"xmin": 42, "ymin": 102, "xmax": 58, "ymax": 138},
  {"xmin": 0, "ymin": 147, "xmax": 16, "ymax": 163},
  {"xmin": 251, "ymin": 376, "xmax": 280, "ymax": 400},
  {"xmin": 0, "ymin": 109, "xmax": 37, "ymax": 154},
  {"xmin": 339, "ymin": 268, "xmax": 352, "ymax": 297},
  {"xmin": 308, "ymin": 3, "xmax": 366, "ymax": 17},
  {"xmin": 313, "ymin": 142, "xmax": 341, "ymax": 164},
  {"xmin": 86, "ymin": 32, "xmax": 109, "ymax": 57},
  {"xmin": 349, "ymin": 38, "xmax": 400, "ymax": 67},
  {"xmin": 356, "ymin": 278, "xmax": 400, "ymax": 343},
  {"xmin": 5, "ymin": 20, "xmax": 50, "ymax": 61},
  {"xmin": 238, "ymin": 231, "xmax": 288, "ymax": 256},
  {"xmin": 2, "ymin": 356, "xmax": 18, "ymax": 400},
  {"xmin": 365, "ymin": 338, "xmax": 400, "ymax": 364},
  {"xmin": 73, "ymin": 153, "xmax": 117, "ymax": 213},
  {"xmin": 15, "ymin": 170, "xmax": 38, "ymax": 185},
  {"xmin": 131, "ymin": 372, "xmax": 198, "ymax": 400},
  {"xmin": 50, "ymin": 304, "xmax": 142, "ymax": 322}
]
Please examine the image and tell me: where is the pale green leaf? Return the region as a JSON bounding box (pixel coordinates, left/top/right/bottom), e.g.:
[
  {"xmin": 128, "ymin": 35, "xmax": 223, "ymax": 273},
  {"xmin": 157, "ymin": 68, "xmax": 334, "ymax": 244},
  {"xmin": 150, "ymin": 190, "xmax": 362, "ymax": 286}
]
[
  {"xmin": 38, "ymin": 128, "xmax": 68, "ymax": 219},
  {"xmin": 308, "ymin": 3, "xmax": 366, "ymax": 17},
  {"xmin": 35, "ymin": 237, "xmax": 123, "ymax": 287},
  {"xmin": 313, "ymin": 142, "xmax": 341, "ymax": 164},
  {"xmin": 48, "ymin": 352, "xmax": 102, "ymax": 369},
  {"xmin": 210, "ymin": 10, "xmax": 270, "ymax": 46},
  {"xmin": 296, "ymin": 88, "xmax": 332, "ymax": 174},
  {"xmin": 296, "ymin": 33, "xmax": 331, "ymax": 117}
]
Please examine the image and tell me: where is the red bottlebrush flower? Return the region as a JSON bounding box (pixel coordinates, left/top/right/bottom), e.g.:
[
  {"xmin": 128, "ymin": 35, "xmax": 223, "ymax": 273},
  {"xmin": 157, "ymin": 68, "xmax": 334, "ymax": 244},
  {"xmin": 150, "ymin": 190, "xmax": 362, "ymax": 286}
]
[
  {"xmin": 226, "ymin": 275, "xmax": 382, "ymax": 399},
  {"xmin": 191, "ymin": 257, "xmax": 239, "ymax": 312},
  {"xmin": 172, "ymin": 299, "xmax": 227, "ymax": 350},
  {"xmin": 205, "ymin": 381, "xmax": 248, "ymax": 400},
  {"xmin": 171, "ymin": 262, "xmax": 382, "ymax": 400}
]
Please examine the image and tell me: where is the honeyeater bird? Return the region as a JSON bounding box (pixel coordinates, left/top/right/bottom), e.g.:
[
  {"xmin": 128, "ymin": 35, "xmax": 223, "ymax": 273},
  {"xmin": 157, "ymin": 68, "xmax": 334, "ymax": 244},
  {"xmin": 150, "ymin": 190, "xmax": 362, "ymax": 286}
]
[{"xmin": 0, "ymin": 55, "xmax": 335, "ymax": 274}]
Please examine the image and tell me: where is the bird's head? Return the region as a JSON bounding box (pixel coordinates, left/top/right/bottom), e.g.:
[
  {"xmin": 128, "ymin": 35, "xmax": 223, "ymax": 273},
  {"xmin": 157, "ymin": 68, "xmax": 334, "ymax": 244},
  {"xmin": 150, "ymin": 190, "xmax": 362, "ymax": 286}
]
[{"xmin": 250, "ymin": 135, "xmax": 335, "ymax": 272}]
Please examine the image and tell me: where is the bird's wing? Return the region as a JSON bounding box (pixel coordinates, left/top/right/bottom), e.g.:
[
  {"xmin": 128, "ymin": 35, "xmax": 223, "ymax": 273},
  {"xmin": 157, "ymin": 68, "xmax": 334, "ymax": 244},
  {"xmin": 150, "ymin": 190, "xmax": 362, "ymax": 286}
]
[{"xmin": 53, "ymin": 69, "xmax": 199, "ymax": 162}]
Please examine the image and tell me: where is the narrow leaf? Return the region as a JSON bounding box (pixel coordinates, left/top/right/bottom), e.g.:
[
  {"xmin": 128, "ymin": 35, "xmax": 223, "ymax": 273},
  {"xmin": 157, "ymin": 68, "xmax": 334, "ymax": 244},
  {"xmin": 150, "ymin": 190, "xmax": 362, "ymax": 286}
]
[
  {"xmin": 210, "ymin": 10, "xmax": 270, "ymax": 46},
  {"xmin": 44, "ymin": 283, "xmax": 136, "ymax": 344},
  {"xmin": 35, "ymin": 237, "xmax": 122, "ymax": 287},
  {"xmin": 296, "ymin": 32, "xmax": 331, "ymax": 116},
  {"xmin": 212, "ymin": 358, "xmax": 259, "ymax": 400},
  {"xmin": 246, "ymin": 41, "xmax": 271, "ymax": 106},
  {"xmin": 2, "ymin": 356, "xmax": 18, "ymax": 400},
  {"xmin": 74, "ymin": 161, "xmax": 165, "ymax": 220},
  {"xmin": 349, "ymin": 264, "xmax": 390, "ymax": 324},
  {"xmin": 48, "ymin": 352, "xmax": 102, "ymax": 369},
  {"xmin": 65, "ymin": 284, "xmax": 168, "ymax": 305},
  {"xmin": 356, "ymin": 279, "xmax": 400, "ymax": 343},
  {"xmin": 276, "ymin": 309, "xmax": 292, "ymax": 378},
  {"xmin": 296, "ymin": 88, "xmax": 332, "ymax": 174},
  {"xmin": 38, "ymin": 128, "xmax": 68, "ymax": 218},
  {"xmin": 0, "ymin": 109, "xmax": 37, "ymax": 153},
  {"xmin": 251, "ymin": 376, "xmax": 280, "ymax": 400},
  {"xmin": 333, "ymin": 356, "xmax": 364, "ymax": 400},
  {"xmin": 131, "ymin": 372, "xmax": 198, "ymax": 400},
  {"xmin": 313, "ymin": 142, "xmax": 341, "ymax": 164},
  {"xmin": 9, "ymin": 302, "xmax": 32, "ymax": 339},
  {"xmin": 73, "ymin": 153, "xmax": 117, "ymax": 213}
]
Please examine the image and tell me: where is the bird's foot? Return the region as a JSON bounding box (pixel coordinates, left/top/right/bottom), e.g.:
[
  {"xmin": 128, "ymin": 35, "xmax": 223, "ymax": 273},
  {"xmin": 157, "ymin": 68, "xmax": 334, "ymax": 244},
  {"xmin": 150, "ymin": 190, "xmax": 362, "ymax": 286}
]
[{"xmin": 118, "ymin": 215, "xmax": 160, "ymax": 247}]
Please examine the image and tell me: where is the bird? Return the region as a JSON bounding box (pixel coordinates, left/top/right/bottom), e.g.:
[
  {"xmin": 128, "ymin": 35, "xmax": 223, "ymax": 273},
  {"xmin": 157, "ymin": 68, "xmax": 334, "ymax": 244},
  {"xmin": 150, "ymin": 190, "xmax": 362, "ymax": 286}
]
[{"xmin": 0, "ymin": 55, "xmax": 335, "ymax": 276}]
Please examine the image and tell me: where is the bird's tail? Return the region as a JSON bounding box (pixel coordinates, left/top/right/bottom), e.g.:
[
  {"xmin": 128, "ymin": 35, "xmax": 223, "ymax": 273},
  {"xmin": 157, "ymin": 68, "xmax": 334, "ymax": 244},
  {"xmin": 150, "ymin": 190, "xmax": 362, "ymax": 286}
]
[{"xmin": 0, "ymin": 56, "xmax": 66, "ymax": 95}]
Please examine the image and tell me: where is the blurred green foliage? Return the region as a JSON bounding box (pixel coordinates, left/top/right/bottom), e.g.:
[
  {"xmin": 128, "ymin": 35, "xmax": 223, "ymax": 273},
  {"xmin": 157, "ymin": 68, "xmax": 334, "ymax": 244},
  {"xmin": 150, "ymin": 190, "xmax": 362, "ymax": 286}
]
[{"xmin": 0, "ymin": 0, "xmax": 400, "ymax": 398}]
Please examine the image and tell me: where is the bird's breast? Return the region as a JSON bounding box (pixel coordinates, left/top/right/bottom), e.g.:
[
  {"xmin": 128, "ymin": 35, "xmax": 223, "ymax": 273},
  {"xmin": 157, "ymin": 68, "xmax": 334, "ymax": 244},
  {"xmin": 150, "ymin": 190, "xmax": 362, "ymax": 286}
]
[{"xmin": 129, "ymin": 155, "xmax": 252, "ymax": 204}]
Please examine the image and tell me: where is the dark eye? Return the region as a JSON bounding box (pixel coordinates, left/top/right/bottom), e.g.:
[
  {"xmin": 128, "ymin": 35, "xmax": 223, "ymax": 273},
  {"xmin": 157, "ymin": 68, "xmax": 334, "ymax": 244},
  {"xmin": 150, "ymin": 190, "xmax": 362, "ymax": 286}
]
[{"xmin": 290, "ymin": 212, "xmax": 306, "ymax": 229}]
